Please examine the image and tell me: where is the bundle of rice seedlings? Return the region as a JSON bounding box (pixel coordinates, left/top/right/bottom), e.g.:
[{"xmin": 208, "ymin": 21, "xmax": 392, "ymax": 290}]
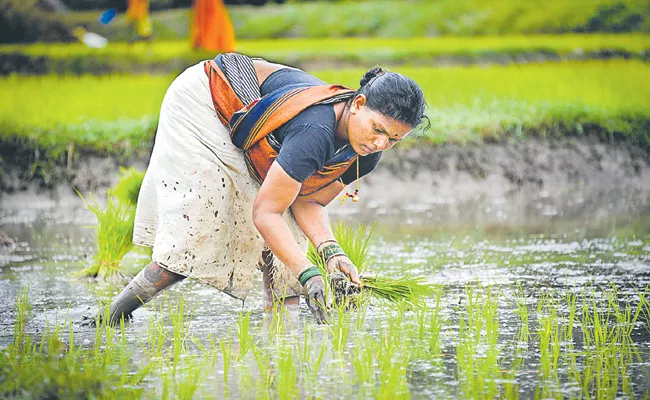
[
  {"xmin": 307, "ymin": 221, "xmax": 435, "ymax": 307},
  {"xmin": 76, "ymin": 192, "xmax": 135, "ymax": 280},
  {"xmin": 109, "ymin": 167, "xmax": 145, "ymax": 207}
]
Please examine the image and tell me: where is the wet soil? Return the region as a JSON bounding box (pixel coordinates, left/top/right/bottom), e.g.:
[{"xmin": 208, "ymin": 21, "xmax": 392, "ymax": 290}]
[{"xmin": 2, "ymin": 137, "xmax": 648, "ymax": 229}]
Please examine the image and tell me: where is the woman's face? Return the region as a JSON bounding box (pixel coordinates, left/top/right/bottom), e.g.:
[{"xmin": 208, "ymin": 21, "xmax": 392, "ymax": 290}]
[{"xmin": 346, "ymin": 95, "xmax": 412, "ymax": 156}]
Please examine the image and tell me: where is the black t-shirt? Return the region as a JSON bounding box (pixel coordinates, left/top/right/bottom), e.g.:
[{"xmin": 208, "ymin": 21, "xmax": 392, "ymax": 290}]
[{"xmin": 259, "ymin": 68, "xmax": 381, "ymax": 186}]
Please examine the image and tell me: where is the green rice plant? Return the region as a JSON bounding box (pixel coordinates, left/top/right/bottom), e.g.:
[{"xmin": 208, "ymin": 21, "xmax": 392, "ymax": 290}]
[
  {"xmin": 639, "ymin": 285, "xmax": 650, "ymax": 333},
  {"xmin": 307, "ymin": 221, "xmax": 436, "ymax": 306},
  {"xmin": 1, "ymin": 289, "xmax": 148, "ymax": 399},
  {"xmin": 144, "ymin": 302, "xmax": 168, "ymax": 361},
  {"xmin": 513, "ymin": 285, "xmax": 530, "ymax": 344},
  {"xmin": 235, "ymin": 310, "xmax": 255, "ymax": 362},
  {"xmin": 350, "ymin": 333, "xmax": 377, "ymax": 397},
  {"xmin": 275, "ymin": 338, "xmax": 299, "ymax": 400},
  {"xmin": 110, "ymin": 166, "xmax": 145, "ymax": 207},
  {"xmin": 501, "ymin": 346, "xmax": 524, "ymax": 400},
  {"xmin": 573, "ymin": 286, "xmax": 640, "ymax": 399},
  {"xmin": 456, "ymin": 284, "xmax": 501, "ymax": 399},
  {"xmin": 218, "ymin": 332, "xmax": 233, "ymax": 390},
  {"xmin": 295, "ymin": 322, "xmax": 326, "ymax": 397},
  {"xmin": 12, "ymin": 286, "xmax": 32, "ymax": 354},
  {"xmin": 416, "ymin": 286, "xmax": 446, "ymax": 358},
  {"xmin": 175, "ymin": 356, "xmax": 206, "ymax": 400},
  {"xmin": 167, "ymin": 295, "xmax": 195, "ymax": 371},
  {"xmin": 535, "ymin": 293, "xmax": 561, "ymax": 397},
  {"xmin": 375, "ymin": 316, "xmax": 411, "ymax": 399},
  {"xmin": 251, "ymin": 344, "xmax": 273, "ymax": 400},
  {"xmin": 330, "ymin": 304, "xmax": 352, "ymax": 354},
  {"xmin": 602, "ymin": 284, "xmax": 645, "ymax": 342},
  {"xmin": 76, "ymin": 192, "xmax": 135, "ymax": 279},
  {"xmin": 563, "ymin": 291, "xmax": 578, "ymax": 342}
]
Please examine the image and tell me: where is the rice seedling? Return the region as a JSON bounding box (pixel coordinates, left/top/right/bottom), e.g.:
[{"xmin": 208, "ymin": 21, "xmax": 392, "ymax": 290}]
[
  {"xmin": 573, "ymin": 286, "xmax": 640, "ymax": 399},
  {"xmin": 2, "ymin": 288, "xmax": 148, "ymax": 399},
  {"xmin": 456, "ymin": 284, "xmax": 501, "ymax": 399},
  {"xmin": 167, "ymin": 295, "xmax": 195, "ymax": 371},
  {"xmin": 563, "ymin": 291, "xmax": 578, "ymax": 343},
  {"xmin": 251, "ymin": 344, "xmax": 273, "ymax": 400},
  {"xmin": 535, "ymin": 292, "xmax": 561, "ymax": 398},
  {"xmin": 295, "ymin": 322, "xmax": 326, "ymax": 397},
  {"xmin": 235, "ymin": 310, "xmax": 256, "ymax": 362},
  {"xmin": 639, "ymin": 285, "xmax": 650, "ymax": 333},
  {"xmin": 275, "ymin": 338, "xmax": 299, "ymax": 400},
  {"xmin": 174, "ymin": 356, "xmax": 206, "ymax": 400},
  {"xmin": 219, "ymin": 331, "xmax": 234, "ymax": 390},
  {"xmin": 350, "ymin": 333, "xmax": 377, "ymax": 397},
  {"xmin": 110, "ymin": 166, "xmax": 145, "ymax": 207},
  {"xmin": 330, "ymin": 304, "xmax": 352, "ymax": 354},
  {"xmin": 308, "ymin": 221, "xmax": 437, "ymax": 307},
  {"xmin": 514, "ymin": 284, "xmax": 530, "ymax": 343},
  {"xmin": 375, "ymin": 317, "xmax": 411, "ymax": 399},
  {"xmin": 144, "ymin": 302, "xmax": 168, "ymax": 361},
  {"xmin": 419, "ymin": 286, "xmax": 445, "ymax": 357},
  {"xmin": 76, "ymin": 192, "xmax": 135, "ymax": 279}
]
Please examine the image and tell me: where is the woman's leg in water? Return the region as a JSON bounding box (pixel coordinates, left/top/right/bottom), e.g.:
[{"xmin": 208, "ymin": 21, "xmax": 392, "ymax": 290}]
[
  {"xmin": 108, "ymin": 261, "xmax": 185, "ymax": 324},
  {"xmin": 261, "ymin": 249, "xmax": 300, "ymax": 312}
]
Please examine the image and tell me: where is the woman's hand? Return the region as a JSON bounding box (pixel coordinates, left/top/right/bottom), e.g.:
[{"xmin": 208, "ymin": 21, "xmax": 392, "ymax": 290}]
[
  {"xmin": 326, "ymin": 255, "xmax": 362, "ymax": 286},
  {"xmin": 303, "ymin": 275, "xmax": 328, "ymax": 324}
]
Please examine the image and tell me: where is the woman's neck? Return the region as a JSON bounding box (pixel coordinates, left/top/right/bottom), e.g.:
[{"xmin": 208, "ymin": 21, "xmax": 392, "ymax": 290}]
[{"xmin": 333, "ymin": 100, "xmax": 350, "ymax": 141}]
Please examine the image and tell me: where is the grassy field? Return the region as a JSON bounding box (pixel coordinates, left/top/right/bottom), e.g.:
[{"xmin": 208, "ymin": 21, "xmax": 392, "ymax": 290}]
[
  {"xmin": 1, "ymin": 60, "xmax": 648, "ymax": 163},
  {"xmin": 2, "ymin": 34, "xmax": 649, "ymax": 74},
  {"xmin": 54, "ymin": 0, "xmax": 650, "ymax": 42}
]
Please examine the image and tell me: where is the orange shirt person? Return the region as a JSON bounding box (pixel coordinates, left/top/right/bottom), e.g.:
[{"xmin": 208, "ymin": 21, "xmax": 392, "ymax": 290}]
[
  {"xmin": 192, "ymin": 0, "xmax": 236, "ymax": 52},
  {"xmin": 127, "ymin": 0, "xmax": 153, "ymax": 42}
]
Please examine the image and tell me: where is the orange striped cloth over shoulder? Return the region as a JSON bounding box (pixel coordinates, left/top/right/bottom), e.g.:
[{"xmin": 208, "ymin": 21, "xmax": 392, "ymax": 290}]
[{"xmin": 204, "ymin": 54, "xmax": 358, "ymax": 195}]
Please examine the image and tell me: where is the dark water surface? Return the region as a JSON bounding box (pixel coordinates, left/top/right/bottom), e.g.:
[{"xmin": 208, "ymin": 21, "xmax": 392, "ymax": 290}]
[{"xmin": 1, "ymin": 203, "xmax": 650, "ymax": 398}]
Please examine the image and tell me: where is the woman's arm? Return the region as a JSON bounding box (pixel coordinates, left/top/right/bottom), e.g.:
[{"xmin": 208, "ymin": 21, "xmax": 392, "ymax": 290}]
[
  {"xmin": 253, "ymin": 161, "xmax": 328, "ymax": 322},
  {"xmin": 289, "ymin": 181, "xmax": 343, "ymax": 248},
  {"xmin": 252, "ymin": 162, "xmax": 311, "ymax": 275},
  {"xmin": 290, "ymin": 181, "xmax": 362, "ymax": 285}
]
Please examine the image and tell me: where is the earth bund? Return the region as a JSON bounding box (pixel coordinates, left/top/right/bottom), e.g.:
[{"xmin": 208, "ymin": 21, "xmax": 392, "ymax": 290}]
[{"xmin": 2, "ymin": 137, "xmax": 648, "ymax": 228}]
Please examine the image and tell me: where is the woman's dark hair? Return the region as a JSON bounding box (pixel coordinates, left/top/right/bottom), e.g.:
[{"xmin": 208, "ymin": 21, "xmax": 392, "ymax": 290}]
[{"xmin": 357, "ymin": 66, "xmax": 429, "ymax": 131}]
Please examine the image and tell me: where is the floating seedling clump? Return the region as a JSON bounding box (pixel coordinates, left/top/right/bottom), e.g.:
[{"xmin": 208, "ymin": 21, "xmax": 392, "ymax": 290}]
[
  {"xmin": 109, "ymin": 167, "xmax": 145, "ymax": 207},
  {"xmin": 77, "ymin": 193, "xmax": 135, "ymax": 280},
  {"xmin": 75, "ymin": 168, "xmax": 144, "ymax": 280}
]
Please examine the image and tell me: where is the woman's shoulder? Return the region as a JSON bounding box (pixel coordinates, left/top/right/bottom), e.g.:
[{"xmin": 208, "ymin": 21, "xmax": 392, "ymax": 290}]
[{"xmin": 258, "ymin": 67, "xmax": 327, "ymax": 95}]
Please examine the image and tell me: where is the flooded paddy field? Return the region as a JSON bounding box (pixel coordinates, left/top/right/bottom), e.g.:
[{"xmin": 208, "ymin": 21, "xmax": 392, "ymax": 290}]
[{"xmin": 1, "ymin": 204, "xmax": 649, "ymax": 399}]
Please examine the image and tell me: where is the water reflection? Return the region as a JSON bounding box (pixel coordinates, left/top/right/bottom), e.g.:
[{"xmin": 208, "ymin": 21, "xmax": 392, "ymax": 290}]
[{"xmin": 1, "ymin": 205, "xmax": 649, "ymax": 397}]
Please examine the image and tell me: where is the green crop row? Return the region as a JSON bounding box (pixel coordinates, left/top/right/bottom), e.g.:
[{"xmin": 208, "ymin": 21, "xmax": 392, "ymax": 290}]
[
  {"xmin": 57, "ymin": 0, "xmax": 650, "ymax": 42},
  {"xmin": 2, "ymin": 34, "xmax": 648, "ymax": 75},
  {"xmin": 1, "ymin": 60, "xmax": 648, "ymax": 181}
]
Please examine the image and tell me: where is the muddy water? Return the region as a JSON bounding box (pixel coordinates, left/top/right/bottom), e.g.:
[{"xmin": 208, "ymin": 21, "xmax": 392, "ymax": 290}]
[{"xmin": 1, "ymin": 204, "xmax": 650, "ymax": 398}]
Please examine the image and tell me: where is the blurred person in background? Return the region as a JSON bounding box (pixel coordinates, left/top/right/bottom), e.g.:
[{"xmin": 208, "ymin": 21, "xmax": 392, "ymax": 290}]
[
  {"xmin": 106, "ymin": 53, "xmax": 427, "ymax": 325},
  {"xmin": 192, "ymin": 0, "xmax": 236, "ymax": 52},
  {"xmin": 127, "ymin": 0, "xmax": 153, "ymax": 43}
]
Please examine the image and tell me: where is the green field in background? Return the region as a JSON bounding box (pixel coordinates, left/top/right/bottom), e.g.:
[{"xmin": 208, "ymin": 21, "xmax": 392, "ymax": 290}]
[
  {"xmin": 3, "ymin": 34, "xmax": 648, "ymax": 65},
  {"xmin": 57, "ymin": 0, "xmax": 650, "ymax": 41},
  {"xmin": 1, "ymin": 60, "xmax": 649, "ymax": 158}
]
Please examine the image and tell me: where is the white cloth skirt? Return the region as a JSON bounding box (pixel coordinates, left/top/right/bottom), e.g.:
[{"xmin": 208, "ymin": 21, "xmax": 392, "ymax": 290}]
[{"xmin": 133, "ymin": 62, "xmax": 306, "ymax": 300}]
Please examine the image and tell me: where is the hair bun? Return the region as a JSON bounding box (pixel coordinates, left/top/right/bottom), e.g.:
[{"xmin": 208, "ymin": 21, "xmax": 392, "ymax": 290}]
[{"xmin": 360, "ymin": 66, "xmax": 387, "ymax": 87}]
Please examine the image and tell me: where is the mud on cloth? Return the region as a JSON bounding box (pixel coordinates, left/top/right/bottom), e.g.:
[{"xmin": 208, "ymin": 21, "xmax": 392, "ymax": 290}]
[{"xmin": 132, "ymin": 62, "xmax": 306, "ymax": 300}]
